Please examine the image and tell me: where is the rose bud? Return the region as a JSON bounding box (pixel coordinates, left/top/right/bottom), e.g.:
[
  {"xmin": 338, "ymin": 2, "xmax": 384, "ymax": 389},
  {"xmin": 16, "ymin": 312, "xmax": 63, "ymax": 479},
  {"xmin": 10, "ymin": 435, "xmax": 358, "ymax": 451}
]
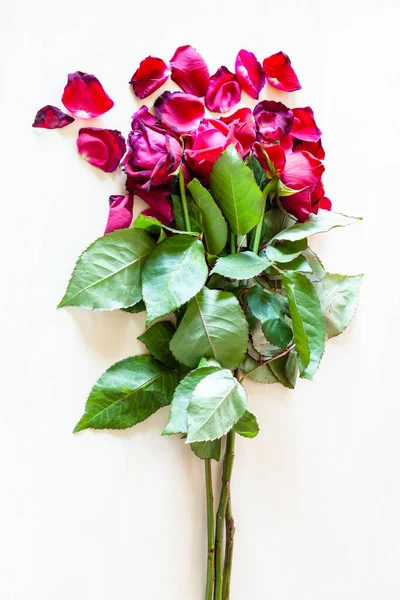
[
  {"xmin": 280, "ymin": 150, "xmax": 325, "ymax": 221},
  {"xmin": 263, "ymin": 52, "xmax": 301, "ymax": 92},
  {"xmin": 130, "ymin": 56, "xmax": 170, "ymax": 99},
  {"xmin": 170, "ymin": 45, "xmax": 210, "ymax": 97},
  {"xmin": 220, "ymin": 108, "xmax": 256, "ymax": 156},
  {"xmin": 104, "ymin": 195, "xmax": 134, "ymax": 234},
  {"xmin": 62, "ymin": 71, "xmax": 114, "ymax": 118},
  {"xmin": 205, "ymin": 66, "xmax": 241, "ymax": 113},
  {"xmin": 32, "ymin": 105, "xmax": 75, "ymax": 129},
  {"xmin": 76, "ymin": 128, "xmax": 126, "ymax": 172},
  {"xmin": 253, "ymin": 100, "xmax": 294, "ymax": 143},
  {"xmin": 235, "ymin": 50, "xmax": 265, "ymax": 99}
]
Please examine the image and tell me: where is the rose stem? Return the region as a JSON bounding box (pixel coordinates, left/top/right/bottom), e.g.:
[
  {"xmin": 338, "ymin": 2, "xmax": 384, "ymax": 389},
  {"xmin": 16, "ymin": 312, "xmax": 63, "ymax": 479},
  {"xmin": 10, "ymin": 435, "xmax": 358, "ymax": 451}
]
[
  {"xmin": 252, "ymin": 180, "xmax": 274, "ymax": 256},
  {"xmin": 222, "ymin": 495, "xmax": 235, "ymax": 600},
  {"xmin": 205, "ymin": 458, "xmax": 215, "ymax": 600},
  {"xmin": 178, "ymin": 167, "xmax": 191, "ymax": 232},
  {"xmin": 214, "ymin": 430, "xmax": 236, "ymax": 600}
]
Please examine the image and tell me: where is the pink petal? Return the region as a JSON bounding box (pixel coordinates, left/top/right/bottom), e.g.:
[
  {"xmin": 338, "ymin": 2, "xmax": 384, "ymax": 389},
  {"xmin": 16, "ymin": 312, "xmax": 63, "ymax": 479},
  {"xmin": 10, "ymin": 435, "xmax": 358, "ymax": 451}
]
[
  {"xmin": 155, "ymin": 91, "xmax": 205, "ymax": 133},
  {"xmin": 77, "ymin": 128, "xmax": 126, "ymax": 172},
  {"xmin": 254, "ymin": 100, "xmax": 294, "ymax": 142},
  {"xmin": 32, "ymin": 105, "xmax": 75, "ymax": 129},
  {"xmin": 235, "ymin": 50, "xmax": 266, "ymax": 99},
  {"xmin": 220, "ymin": 107, "xmax": 254, "ymax": 125},
  {"xmin": 130, "ymin": 56, "xmax": 170, "ymax": 100},
  {"xmin": 170, "ymin": 45, "xmax": 209, "ymax": 97},
  {"xmin": 62, "ymin": 72, "xmax": 114, "ymax": 118},
  {"xmin": 126, "ymin": 184, "xmax": 173, "ymax": 222},
  {"xmin": 292, "ymin": 107, "xmax": 322, "ymax": 142},
  {"xmin": 263, "ymin": 52, "xmax": 301, "ymax": 92},
  {"xmin": 105, "ymin": 195, "xmax": 134, "ymax": 233},
  {"xmin": 220, "ymin": 109, "xmax": 256, "ymax": 156},
  {"xmin": 185, "ymin": 118, "xmax": 233, "ymax": 179},
  {"xmin": 205, "ymin": 66, "xmax": 241, "ymax": 113},
  {"xmin": 280, "ymin": 150, "xmax": 325, "ymax": 221}
]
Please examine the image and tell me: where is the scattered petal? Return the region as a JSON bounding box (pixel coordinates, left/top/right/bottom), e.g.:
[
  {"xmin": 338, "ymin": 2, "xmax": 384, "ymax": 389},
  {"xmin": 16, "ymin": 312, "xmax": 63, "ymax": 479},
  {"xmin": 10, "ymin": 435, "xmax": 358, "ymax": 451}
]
[
  {"xmin": 155, "ymin": 91, "xmax": 205, "ymax": 133},
  {"xmin": 205, "ymin": 66, "xmax": 241, "ymax": 113},
  {"xmin": 235, "ymin": 50, "xmax": 265, "ymax": 99},
  {"xmin": 263, "ymin": 52, "xmax": 301, "ymax": 92},
  {"xmin": 220, "ymin": 107, "xmax": 254, "ymax": 125},
  {"xmin": 130, "ymin": 56, "xmax": 170, "ymax": 99},
  {"xmin": 62, "ymin": 71, "xmax": 114, "ymax": 118},
  {"xmin": 105, "ymin": 195, "xmax": 134, "ymax": 233},
  {"xmin": 77, "ymin": 128, "xmax": 126, "ymax": 172},
  {"xmin": 170, "ymin": 45, "xmax": 209, "ymax": 96},
  {"xmin": 254, "ymin": 100, "xmax": 293, "ymax": 142},
  {"xmin": 292, "ymin": 107, "xmax": 322, "ymax": 142},
  {"xmin": 32, "ymin": 105, "xmax": 75, "ymax": 129}
]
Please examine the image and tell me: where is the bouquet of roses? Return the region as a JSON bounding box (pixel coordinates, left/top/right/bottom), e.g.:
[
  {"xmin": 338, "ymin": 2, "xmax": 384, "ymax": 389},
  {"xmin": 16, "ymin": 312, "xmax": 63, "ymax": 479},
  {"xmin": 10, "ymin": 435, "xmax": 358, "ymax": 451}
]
[{"xmin": 33, "ymin": 46, "xmax": 362, "ymax": 599}]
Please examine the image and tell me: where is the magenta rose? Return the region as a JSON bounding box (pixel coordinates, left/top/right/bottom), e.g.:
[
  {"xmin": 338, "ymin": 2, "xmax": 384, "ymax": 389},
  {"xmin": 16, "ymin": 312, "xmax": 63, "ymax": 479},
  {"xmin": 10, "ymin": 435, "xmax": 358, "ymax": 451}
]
[{"xmin": 280, "ymin": 150, "xmax": 325, "ymax": 221}]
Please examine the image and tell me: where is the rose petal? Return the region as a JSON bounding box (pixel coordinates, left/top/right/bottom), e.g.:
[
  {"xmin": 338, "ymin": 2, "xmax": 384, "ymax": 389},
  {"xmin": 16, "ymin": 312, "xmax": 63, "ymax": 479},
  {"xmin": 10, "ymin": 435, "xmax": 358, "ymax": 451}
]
[
  {"xmin": 205, "ymin": 66, "xmax": 241, "ymax": 113},
  {"xmin": 170, "ymin": 45, "xmax": 210, "ymax": 97},
  {"xmin": 32, "ymin": 105, "xmax": 75, "ymax": 129},
  {"xmin": 280, "ymin": 150, "xmax": 324, "ymax": 221},
  {"xmin": 253, "ymin": 142, "xmax": 286, "ymax": 176},
  {"xmin": 185, "ymin": 118, "xmax": 233, "ymax": 179},
  {"xmin": 253, "ymin": 100, "xmax": 294, "ymax": 142},
  {"xmin": 220, "ymin": 107, "xmax": 254, "ymax": 125},
  {"xmin": 155, "ymin": 91, "xmax": 205, "ymax": 133},
  {"xmin": 62, "ymin": 72, "xmax": 114, "ymax": 118},
  {"xmin": 130, "ymin": 56, "xmax": 170, "ymax": 100},
  {"xmin": 126, "ymin": 183, "xmax": 173, "ymax": 222},
  {"xmin": 77, "ymin": 128, "xmax": 126, "ymax": 172},
  {"xmin": 293, "ymin": 138, "xmax": 325, "ymax": 159},
  {"xmin": 292, "ymin": 107, "xmax": 322, "ymax": 142},
  {"xmin": 235, "ymin": 50, "xmax": 266, "ymax": 99},
  {"xmin": 105, "ymin": 195, "xmax": 134, "ymax": 233},
  {"xmin": 311, "ymin": 181, "xmax": 332, "ymax": 214},
  {"xmin": 263, "ymin": 52, "xmax": 301, "ymax": 92},
  {"xmin": 220, "ymin": 109, "xmax": 256, "ymax": 156}
]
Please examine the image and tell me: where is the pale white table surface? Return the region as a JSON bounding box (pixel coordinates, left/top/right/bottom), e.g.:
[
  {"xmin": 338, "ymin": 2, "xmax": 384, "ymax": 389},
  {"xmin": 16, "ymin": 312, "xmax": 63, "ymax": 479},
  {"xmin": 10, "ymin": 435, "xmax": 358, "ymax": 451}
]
[{"xmin": 1, "ymin": 0, "xmax": 400, "ymax": 598}]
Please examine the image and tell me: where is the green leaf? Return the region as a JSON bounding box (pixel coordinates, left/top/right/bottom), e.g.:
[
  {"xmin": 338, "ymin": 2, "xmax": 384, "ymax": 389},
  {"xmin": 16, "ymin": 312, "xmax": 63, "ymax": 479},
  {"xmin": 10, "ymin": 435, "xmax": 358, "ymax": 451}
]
[
  {"xmin": 142, "ymin": 235, "xmax": 208, "ymax": 325},
  {"xmin": 187, "ymin": 369, "xmax": 247, "ymax": 442},
  {"xmin": 282, "ymin": 271, "xmax": 325, "ymax": 380},
  {"xmin": 314, "ymin": 274, "xmax": 363, "ymax": 339},
  {"xmin": 171, "ymin": 194, "xmax": 203, "ymax": 234},
  {"xmin": 262, "ymin": 207, "xmax": 296, "ymax": 245},
  {"xmin": 170, "ymin": 287, "xmax": 249, "ymax": 370},
  {"xmin": 240, "ymin": 356, "xmax": 278, "ymax": 384},
  {"xmin": 265, "ymin": 239, "xmax": 307, "ymax": 263},
  {"xmin": 58, "ymin": 229, "xmax": 155, "ymax": 310},
  {"xmin": 191, "ymin": 440, "xmax": 221, "ymax": 460},
  {"xmin": 74, "ymin": 355, "xmax": 177, "ymax": 432},
  {"xmin": 265, "ymin": 255, "xmax": 312, "ymax": 274},
  {"xmin": 210, "ymin": 145, "xmax": 263, "ymax": 235},
  {"xmin": 233, "ymin": 410, "xmax": 259, "ymax": 438},
  {"xmin": 247, "ymin": 286, "xmax": 292, "ymax": 349},
  {"xmin": 271, "ymin": 210, "xmax": 361, "ymax": 243},
  {"xmin": 138, "ymin": 321, "xmax": 179, "ymax": 369},
  {"xmin": 123, "ymin": 300, "xmax": 146, "ymax": 314},
  {"xmin": 269, "ymin": 351, "xmax": 298, "ymax": 389},
  {"xmin": 211, "ymin": 252, "xmax": 271, "ymax": 279},
  {"xmin": 247, "ymin": 154, "xmax": 267, "ymax": 190},
  {"xmin": 134, "ymin": 213, "xmax": 197, "ymax": 237},
  {"xmin": 187, "ymin": 178, "xmax": 228, "ymax": 255},
  {"xmin": 302, "ymin": 248, "xmax": 326, "ymax": 282},
  {"xmin": 162, "ymin": 365, "xmax": 221, "ymax": 435}
]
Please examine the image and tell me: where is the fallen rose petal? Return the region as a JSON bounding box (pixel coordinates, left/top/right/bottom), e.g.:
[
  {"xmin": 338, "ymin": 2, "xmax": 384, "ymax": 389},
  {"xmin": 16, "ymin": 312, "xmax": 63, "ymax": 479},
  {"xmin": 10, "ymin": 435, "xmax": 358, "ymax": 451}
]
[
  {"xmin": 235, "ymin": 50, "xmax": 265, "ymax": 99},
  {"xmin": 263, "ymin": 52, "xmax": 301, "ymax": 92},
  {"xmin": 292, "ymin": 107, "xmax": 322, "ymax": 142},
  {"xmin": 205, "ymin": 66, "xmax": 241, "ymax": 113},
  {"xmin": 254, "ymin": 100, "xmax": 294, "ymax": 142},
  {"xmin": 77, "ymin": 128, "xmax": 126, "ymax": 172},
  {"xmin": 253, "ymin": 142, "xmax": 286, "ymax": 176},
  {"xmin": 62, "ymin": 72, "xmax": 114, "ymax": 118},
  {"xmin": 155, "ymin": 91, "xmax": 205, "ymax": 133},
  {"xmin": 220, "ymin": 107, "xmax": 254, "ymax": 125},
  {"xmin": 105, "ymin": 195, "xmax": 134, "ymax": 233},
  {"xmin": 170, "ymin": 45, "xmax": 209, "ymax": 97},
  {"xmin": 130, "ymin": 56, "xmax": 170, "ymax": 99},
  {"xmin": 32, "ymin": 105, "xmax": 75, "ymax": 129}
]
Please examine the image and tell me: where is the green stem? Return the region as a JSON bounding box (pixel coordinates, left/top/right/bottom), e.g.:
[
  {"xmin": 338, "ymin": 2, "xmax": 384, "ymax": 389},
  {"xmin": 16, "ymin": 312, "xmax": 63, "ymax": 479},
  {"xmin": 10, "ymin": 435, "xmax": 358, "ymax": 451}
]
[
  {"xmin": 252, "ymin": 181, "xmax": 275, "ymax": 255},
  {"xmin": 178, "ymin": 167, "xmax": 191, "ymax": 232},
  {"xmin": 205, "ymin": 459, "xmax": 215, "ymax": 600},
  {"xmin": 214, "ymin": 431, "xmax": 236, "ymax": 600},
  {"xmin": 222, "ymin": 495, "xmax": 235, "ymax": 599},
  {"xmin": 229, "ymin": 231, "xmax": 236, "ymax": 254}
]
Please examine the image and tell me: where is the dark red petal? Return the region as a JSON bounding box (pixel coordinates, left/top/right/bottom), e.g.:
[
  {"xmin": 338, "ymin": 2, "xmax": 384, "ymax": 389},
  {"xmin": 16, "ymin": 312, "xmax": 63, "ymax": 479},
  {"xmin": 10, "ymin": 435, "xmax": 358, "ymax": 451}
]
[
  {"xmin": 126, "ymin": 183, "xmax": 173, "ymax": 222},
  {"xmin": 263, "ymin": 52, "xmax": 301, "ymax": 92},
  {"xmin": 280, "ymin": 150, "xmax": 324, "ymax": 221},
  {"xmin": 220, "ymin": 107, "xmax": 254, "ymax": 125},
  {"xmin": 130, "ymin": 57, "xmax": 170, "ymax": 100},
  {"xmin": 235, "ymin": 50, "xmax": 266, "ymax": 99},
  {"xmin": 292, "ymin": 107, "xmax": 322, "ymax": 142},
  {"xmin": 62, "ymin": 72, "xmax": 114, "ymax": 118},
  {"xmin": 205, "ymin": 67, "xmax": 241, "ymax": 113},
  {"xmin": 32, "ymin": 105, "xmax": 75, "ymax": 129},
  {"xmin": 77, "ymin": 128, "xmax": 126, "ymax": 173},
  {"xmin": 253, "ymin": 142, "xmax": 286, "ymax": 176},
  {"xmin": 293, "ymin": 138, "xmax": 325, "ymax": 159},
  {"xmin": 105, "ymin": 195, "xmax": 134, "ymax": 233},
  {"xmin": 280, "ymin": 189, "xmax": 312, "ymax": 222},
  {"xmin": 170, "ymin": 45, "xmax": 209, "ymax": 97},
  {"xmin": 155, "ymin": 91, "xmax": 205, "ymax": 133},
  {"xmin": 253, "ymin": 100, "xmax": 294, "ymax": 142}
]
